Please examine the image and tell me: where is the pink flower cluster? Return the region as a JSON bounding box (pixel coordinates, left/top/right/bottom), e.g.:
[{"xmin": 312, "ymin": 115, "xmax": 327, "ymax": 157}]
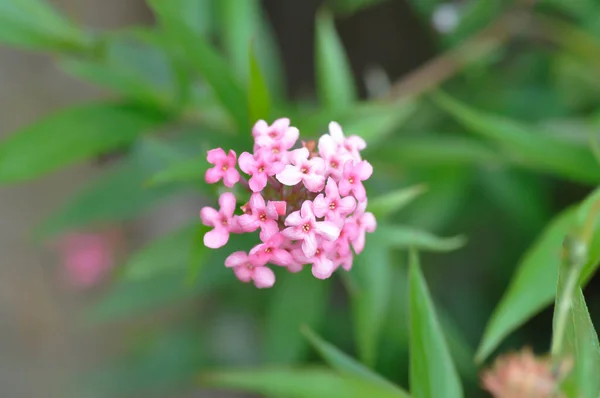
[{"xmin": 200, "ymin": 119, "xmax": 376, "ymax": 288}]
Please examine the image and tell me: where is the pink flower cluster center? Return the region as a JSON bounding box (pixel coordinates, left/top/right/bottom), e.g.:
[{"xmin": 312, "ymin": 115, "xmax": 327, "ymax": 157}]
[{"xmin": 200, "ymin": 118, "xmax": 376, "ymax": 288}]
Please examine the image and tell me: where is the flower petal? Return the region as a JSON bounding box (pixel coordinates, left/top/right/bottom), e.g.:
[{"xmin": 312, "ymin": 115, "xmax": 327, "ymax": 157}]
[
  {"xmin": 303, "ymin": 173, "xmax": 325, "ymax": 192},
  {"xmin": 338, "ymin": 179, "xmax": 352, "ymax": 197},
  {"xmin": 352, "ymin": 183, "xmax": 366, "ymax": 202},
  {"xmin": 252, "ymin": 119, "xmax": 269, "ymax": 138},
  {"xmin": 281, "ymin": 226, "xmax": 304, "ymax": 240},
  {"xmin": 249, "ymin": 192, "xmax": 266, "ymax": 211},
  {"xmin": 301, "ymin": 232, "xmax": 318, "ymax": 257},
  {"xmin": 225, "ymin": 251, "xmax": 249, "ymax": 268},
  {"xmin": 361, "ymin": 212, "xmax": 377, "ymax": 233},
  {"xmin": 252, "ymin": 266, "xmax": 275, "ymax": 288},
  {"xmin": 355, "ymin": 160, "xmax": 373, "ymax": 180},
  {"xmin": 205, "ymin": 167, "xmax": 222, "ymax": 184},
  {"xmin": 312, "ymin": 194, "xmax": 329, "ymax": 218},
  {"xmin": 284, "ymin": 210, "xmax": 303, "ymax": 227},
  {"xmin": 199, "ymin": 207, "xmax": 219, "ymax": 226},
  {"xmin": 233, "ymin": 266, "xmax": 253, "ymax": 283},
  {"xmin": 238, "ymin": 152, "xmax": 255, "ymax": 174},
  {"xmin": 300, "ymin": 200, "xmax": 315, "ymax": 220},
  {"xmin": 207, "ymin": 148, "xmax": 226, "ymax": 164},
  {"xmin": 259, "ymin": 221, "xmax": 279, "ymax": 242},
  {"xmin": 328, "ymin": 121, "xmax": 345, "ymax": 143},
  {"xmin": 237, "ymin": 214, "xmax": 260, "ymax": 232},
  {"xmin": 290, "ymin": 147, "xmax": 309, "ymax": 165},
  {"xmin": 218, "ymin": 192, "xmax": 237, "ymax": 216},
  {"xmin": 282, "ymin": 126, "xmax": 299, "ymax": 149},
  {"xmin": 204, "ymin": 227, "xmax": 229, "ymax": 249},
  {"xmin": 318, "ymin": 134, "xmax": 336, "ymax": 158},
  {"xmin": 271, "ymin": 248, "xmax": 293, "ymax": 266},
  {"xmin": 312, "ymin": 257, "xmax": 335, "ymax": 279},
  {"xmin": 338, "ymin": 196, "xmax": 356, "ymax": 215},
  {"xmin": 276, "ymin": 166, "xmax": 303, "ymax": 186},
  {"xmin": 223, "ymin": 168, "xmax": 240, "ymax": 187},
  {"xmin": 315, "ymin": 221, "xmax": 340, "ymax": 240},
  {"xmin": 324, "ymin": 177, "xmax": 338, "ymax": 198},
  {"xmin": 249, "ymin": 173, "xmax": 268, "ymax": 192}
]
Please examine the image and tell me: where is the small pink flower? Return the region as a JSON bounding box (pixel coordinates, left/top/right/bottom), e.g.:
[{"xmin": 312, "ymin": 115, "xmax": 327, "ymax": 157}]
[
  {"xmin": 239, "ymin": 151, "xmax": 284, "ymax": 192},
  {"xmin": 350, "ymin": 201, "xmax": 377, "ymax": 254},
  {"xmin": 200, "ymin": 192, "xmax": 237, "ymax": 249},
  {"xmin": 276, "ymin": 148, "xmax": 326, "ymax": 192},
  {"xmin": 225, "ymin": 251, "xmax": 275, "ymax": 288},
  {"xmin": 253, "ymin": 118, "xmax": 299, "ymax": 148},
  {"xmin": 339, "ymin": 160, "xmax": 373, "ymax": 201},
  {"xmin": 318, "ymin": 134, "xmax": 351, "ymax": 180},
  {"xmin": 205, "ymin": 148, "xmax": 240, "ymax": 187},
  {"xmin": 327, "ymin": 121, "xmax": 366, "ymax": 159},
  {"xmin": 237, "ymin": 193, "xmax": 280, "ymax": 241},
  {"xmin": 250, "ymin": 233, "xmax": 294, "ymax": 266},
  {"xmin": 313, "ymin": 178, "xmax": 356, "ymax": 220},
  {"xmin": 282, "ymin": 201, "xmax": 340, "ymax": 257},
  {"xmin": 292, "ymin": 240, "xmax": 336, "ymax": 279}
]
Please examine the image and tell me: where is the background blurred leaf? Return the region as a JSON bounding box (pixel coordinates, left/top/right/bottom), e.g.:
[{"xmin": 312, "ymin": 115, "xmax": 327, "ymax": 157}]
[
  {"xmin": 351, "ymin": 229, "xmax": 392, "ymax": 367},
  {"xmin": 149, "ymin": 0, "xmax": 249, "ymax": 130},
  {"xmin": 478, "ymin": 187, "xmax": 600, "ymax": 362},
  {"xmin": 301, "ymin": 326, "xmax": 409, "ymax": 396},
  {"xmin": 0, "ymin": 0, "xmax": 91, "ymax": 52},
  {"xmin": 248, "ymin": 44, "xmax": 271, "ymax": 123},
  {"xmin": 432, "ymin": 91, "xmax": 600, "ymax": 184},
  {"xmin": 329, "ymin": 0, "xmax": 389, "ymax": 16},
  {"xmin": 315, "ymin": 8, "xmax": 357, "ymax": 113},
  {"xmin": 553, "ymin": 275, "xmax": 600, "ymax": 397},
  {"xmin": 147, "ymin": 156, "xmax": 209, "ymax": 187},
  {"xmin": 409, "ymin": 250, "xmax": 463, "ymax": 398},
  {"xmin": 123, "ymin": 223, "xmax": 203, "ymax": 280},
  {"xmin": 61, "ymin": 30, "xmax": 175, "ymax": 108},
  {"xmin": 264, "ymin": 269, "xmax": 329, "ymax": 364},
  {"xmin": 199, "ymin": 368, "xmax": 405, "ymax": 398},
  {"xmin": 0, "ymin": 103, "xmax": 164, "ymax": 184},
  {"xmin": 36, "ymin": 138, "xmax": 188, "ymax": 239},
  {"xmin": 368, "ymin": 184, "xmax": 427, "ymax": 220},
  {"xmin": 377, "ymin": 225, "xmax": 467, "ymax": 252}
]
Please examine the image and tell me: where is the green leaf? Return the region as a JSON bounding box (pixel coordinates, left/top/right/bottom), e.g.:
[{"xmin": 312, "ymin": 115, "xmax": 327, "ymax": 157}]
[
  {"xmin": 376, "ymin": 135, "xmax": 503, "ymax": 167},
  {"xmin": 409, "ymin": 250, "xmax": 463, "ymax": 398},
  {"xmin": 476, "ymin": 207, "xmax": 576, "ymax": 362},
  {"xmin": 351, "ymin": 229, "xmax": 393, "ymax": 367},
  {"xmin": 123, "ymin": 224, "xmax": 203, "ymax": 280},
  {"xmin": 147, "ymin": 156, "xmax": 209, "ymax": 187},
  {"xmin": 553, "ymin": 279, "xmax": 600, "ymax": 397},
  {"xmin": 199, "ymin": 368, "xmax": 405, "ymax": 398},
  {"xmin": 301, "ymin": 326, "xmax": 408, "ymax": 396},
  {"xmin": 0, "ymin": 103, "xmax": 164, "ymax": 184},
  {"xmin": 248, "ymin": 44, "xmax": 272, "ymax": 123},
  {"xmin": 149, "ymin": 0, "xmax": 248, "ymax": 130},
  {"xmin": 477, "ymin": 188, "xmax": 600, "ymax": 362},
  {"xmin": 368, "ymin": 185, "xmax": 427, "ymax": 219},
  {"xmin": 0, "ymin": 0, "xmax": 91, "ymax": 52},
  {"xmin": 432, "ymin": 91, "xmax": 600, "ymax": 184},
  {"xmin": 377, "ymin": 225, "xmax": 467, "ymax": 252},
  {"xmin": 36, "ymin": 139, "xmax": 184, "ymax": 239},
  {"xmin": 329, "ymin": 0, "xmax": 388, "ymax": 16},
  {"xmin": 264, "ymin": 269, "xmax": 329, "ymax": 364},
  {"xmin": 315, "ymin": 8, "xmax": 357, "ymax": 112},
  {"xmin": 60, "ymin": 30, "xmax": 175, "ymax": 108}
]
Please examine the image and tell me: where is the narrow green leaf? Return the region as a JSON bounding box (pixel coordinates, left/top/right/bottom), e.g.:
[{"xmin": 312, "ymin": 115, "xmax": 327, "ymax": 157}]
[
  {"xmin": 149, "ymin": 0, "xmax": 248, "ymax": 130},
  {"xmin": 301, "ymin": 326, "xmax": 409, "ymax": 396},
  {"xmin": 351, "ymin": 229, "xmax": 393, "ymax": 367},
  {"xmin": 377, "ymin": 225, "xmax": 467, "ymax": 252},
  {"xmin": 409, "ymin": 250, "xmax": 463, "ymax": 398},
  {"xmin": 368, "ymin": 185, "xmax": 427, "ymax": 219},
  {"xmin": 0, "ymin": 103, "xmax": 164, "ymax": 184},
  {"xmin": 199, "ymin": 368, "xmax": 405, "ymax": 398},
  {"xmin": 147, "ymin": 157, "xmax": 209, "ymax": 187},
  {"xmin": 123, "ymin": 224, "xmax": 201, "ymax": 280},
  {"xmin": 0, "ymin": 0, "xmax": 91, "ymax": 52},
  {"xmin": 376, "ymin": 136, "xmax": 503, "ymax": 167},
  {"xmin": 478, "ymin": 190, "xmax": 600, "ymax": 362},
  {"xmin": 432, "ymin": 91, "xmax": 600, "ymax": 184},
  {"xmin": 36, "ymin": 139, "xmax": 184, "ymax": 239},
  {"xmin": 476, "ymin": 207, "xmax": 576, "ymax": 362},
  {"xmin": 315, "ymin": 8, "xmax": 357, "ymax": 112},
  {"xmin": 248, "ymin": 44, "xmax": 272, "ymax": 123},
  {"xmin": 553, "ymin": 280, "xmax": 600, "ymax": 397},
  {"xmin": 264, "ymin": 269, "xmax": 329, "ymax": 364}
]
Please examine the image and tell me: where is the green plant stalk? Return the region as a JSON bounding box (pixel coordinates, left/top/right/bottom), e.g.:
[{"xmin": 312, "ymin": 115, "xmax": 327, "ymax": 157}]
[{"xmin": 551, "ymin": 257, "xmax": 582, "ymax": 356}]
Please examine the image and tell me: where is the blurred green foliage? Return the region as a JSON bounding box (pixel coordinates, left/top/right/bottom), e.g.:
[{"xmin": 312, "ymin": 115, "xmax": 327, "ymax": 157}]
[{"xmin": 1, "ymin": 0, "xmax": 600, "ymax": 397}]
